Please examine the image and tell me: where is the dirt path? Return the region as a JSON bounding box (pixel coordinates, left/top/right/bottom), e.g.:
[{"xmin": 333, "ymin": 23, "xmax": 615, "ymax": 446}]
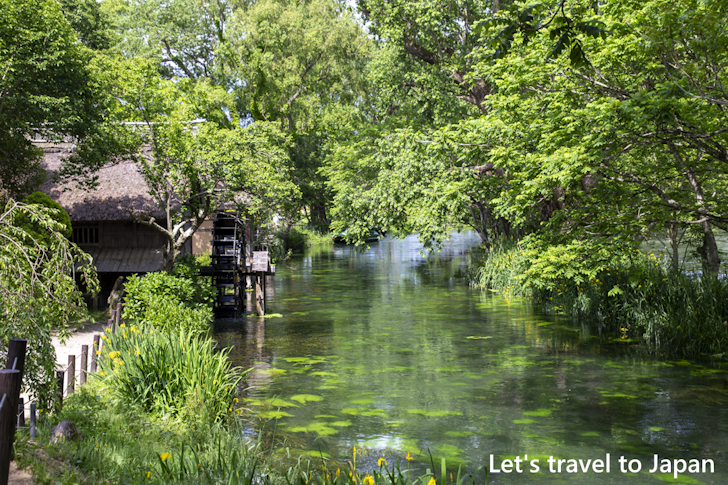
[
  {"xmin": 52, "ymin": 323, "xmax": 106, "ymax": 369},
  {"xmin": 8, "ymin": 461, "xmax": 33, "ymax": 484}
]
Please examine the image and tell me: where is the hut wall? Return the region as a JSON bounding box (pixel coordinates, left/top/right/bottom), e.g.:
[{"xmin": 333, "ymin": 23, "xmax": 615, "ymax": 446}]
[
  {"xmin": 192, "ymin": 220, "xmax": 213, "ymax": 255},
  {"xmin": 72, "ymin": 221, "xmax": 167, "ymax": 249}
]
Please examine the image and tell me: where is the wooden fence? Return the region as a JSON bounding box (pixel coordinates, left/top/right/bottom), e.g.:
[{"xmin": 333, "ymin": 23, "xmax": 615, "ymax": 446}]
[{"xmin": 0, "ymin": 303, "xmax": 124, "ymax": 485}]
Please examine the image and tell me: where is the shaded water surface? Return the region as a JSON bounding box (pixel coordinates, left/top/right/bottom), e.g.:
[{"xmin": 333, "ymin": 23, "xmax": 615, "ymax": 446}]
[{"xmin": 213, "ymin": 233, "xmax": 728, "ymax": 484}]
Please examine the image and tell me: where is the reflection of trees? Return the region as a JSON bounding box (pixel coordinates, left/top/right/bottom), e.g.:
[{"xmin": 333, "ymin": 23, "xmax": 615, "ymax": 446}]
[{"xmin": 213, "ymin": 232, "xmax": 728, "ymax": 477}]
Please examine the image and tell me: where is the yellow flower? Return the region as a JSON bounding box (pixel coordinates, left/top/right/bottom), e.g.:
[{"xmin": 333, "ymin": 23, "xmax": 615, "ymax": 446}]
[
  {"xmin": 146, "ymin": 471, "xmax": 152, "ymax": 479},
  {"xmin": 336, "ymin": 469, "xmax": 341, "ymax": 477},
  {"xmin": 135, "ymin": 349, "xmax": 140, "ymax": 356},
  {"xmin": 353, "ymin": 446, "xmax": 356, "ymax": 458},
  {"xmin": 406, "ymin": 452, "xmax": 414, "ymax": 462},
  {"xmin": 428, "ymin": 477, "xmax": 436, "ymax": 485},
  {"xmin": 363, "ymin": 475, "xmax": 374, "ymax": 485},
  {"xmin": 96, "ymin": 350, "xmax": 101, "ymax": 355},
  {"xmin": 233, "ymin": 398, "xmax": 238, "ymax": 403},
  {"xmin": 378, "ymin": 458, "xmax": 387, "ymax": 467},
  {"xmin": 214, "ymin": 380, "xmax": 218, "ymax": 385},
  {"xmin": 160, "ymin": 452, "xmax": 171, "ymax": 462},
  {"xmin": 120, "ymin": 323, "xmax": 125, "ymax": 328}
]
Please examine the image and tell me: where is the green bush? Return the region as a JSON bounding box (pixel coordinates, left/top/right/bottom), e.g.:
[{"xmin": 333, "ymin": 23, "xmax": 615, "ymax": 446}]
[
  {"xmin": 469, "ymin": 240, "xmax": 728, "ymax": 357},
  {"xmin": 124, "ymin": 269, "xmax": 214, "ymax": 334},
  {"xmin": 98, "ymin": 324, "xmax": 244, "ymax": 422}
]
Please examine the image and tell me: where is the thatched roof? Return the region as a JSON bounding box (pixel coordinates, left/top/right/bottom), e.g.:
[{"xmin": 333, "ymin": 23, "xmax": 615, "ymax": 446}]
[{"xmin": 40, "ymin": 143, "xmax": 165, "ymax": 222}]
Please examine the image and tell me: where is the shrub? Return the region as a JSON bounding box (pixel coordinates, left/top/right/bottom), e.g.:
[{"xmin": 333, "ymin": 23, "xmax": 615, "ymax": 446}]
[
  {"xmin": 124, "ymin": 269, "xmax": 214, "ymax": 334},
  {"xmin": 468, "ymin": 240, "xmax": 728, "ymax": 357},
  {"xmin": 98, "ymin": 324, "xmax": 245, "ymax": 422}
]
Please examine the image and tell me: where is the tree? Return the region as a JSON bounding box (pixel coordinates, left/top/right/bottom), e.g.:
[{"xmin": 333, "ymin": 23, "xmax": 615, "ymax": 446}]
[
  {"xmin": 0, "ymin": 200, "xmax": 98, "ymax": 407},
  {"xmin": 109, "ymin": 61, "xmax": 297, "ymax": 270},
  {"xmin": 107, "ymin": 0, "xmax": 372, "ymax": 230},
  {"xmin": 322, "ymin": 0, "xmax": 512, "ymax": 246},
  {"xmin": 468, "ymin": 0, "xmax": 728, "ymax": 275},
  {"xmin": 0, "ymin": 0, "xmax": 117, "ymax": 200}
]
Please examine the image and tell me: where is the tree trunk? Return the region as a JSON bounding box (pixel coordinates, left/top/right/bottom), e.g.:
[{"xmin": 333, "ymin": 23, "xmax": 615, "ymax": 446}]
[
  {"xmin": 697, "ymin": 223, "xmax": 721, "ymax": 275},
  {"xmin": 470, "ymin": 203, "xmax": 491, "ymax": 248},
  {"xmin": 668, "ymin": 219, "xmax": 680, "ymax": 273}
]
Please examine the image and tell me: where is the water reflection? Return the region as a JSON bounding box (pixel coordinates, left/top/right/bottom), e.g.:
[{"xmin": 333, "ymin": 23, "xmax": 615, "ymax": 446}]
[{"xmin": 214, "ymin": 233, "xmax": 728, "ymax": 484}]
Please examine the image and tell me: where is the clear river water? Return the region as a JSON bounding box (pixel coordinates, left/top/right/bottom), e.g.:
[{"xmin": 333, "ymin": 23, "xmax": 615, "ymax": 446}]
[{"xmin": 213, "ymin": 232, "xmax": 728, "ymax": 484}]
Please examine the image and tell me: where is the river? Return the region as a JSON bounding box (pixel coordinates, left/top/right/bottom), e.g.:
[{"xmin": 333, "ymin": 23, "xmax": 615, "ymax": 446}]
[{"xmin": 213, "ymin": 232, "xmax": 728, "ymax": 484}]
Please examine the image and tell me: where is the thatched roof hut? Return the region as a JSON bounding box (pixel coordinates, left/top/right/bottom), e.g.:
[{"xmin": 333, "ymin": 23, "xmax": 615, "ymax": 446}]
[
  {"xmin": 40, "ymin": 143, "xmax": 168, "ymax": 277},
  {"xmin": 40, "ymin": 143, "xmax": 166, "ymax": 222}
]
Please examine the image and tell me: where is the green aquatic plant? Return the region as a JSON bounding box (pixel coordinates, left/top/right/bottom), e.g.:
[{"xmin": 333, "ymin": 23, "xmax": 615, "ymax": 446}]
[
  {"xmin": 291, "ymin": 394, "xmax": 325, "ymax": 404},
  {"xmin": 469, "ymin": 239, "xmax": 728, "ymax": 357},
  {"xmin": 97, "ymin": 324, "xmax": 243, "ymax": 422}
]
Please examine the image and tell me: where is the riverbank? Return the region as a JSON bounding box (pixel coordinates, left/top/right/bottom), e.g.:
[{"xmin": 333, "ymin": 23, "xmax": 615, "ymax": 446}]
[{"xmin": 467, "ymin": 239, "xmax": 728, "ymax": 358}]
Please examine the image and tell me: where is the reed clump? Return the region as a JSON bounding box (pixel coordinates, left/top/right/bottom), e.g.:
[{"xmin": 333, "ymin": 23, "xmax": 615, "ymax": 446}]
[
  {"xmin": 469, "ymin": 240, "xmax": 728, "ymax": 358},
  {"xmin": 97, "ymin": 323, "xmax": 244, "ymax": 422}
]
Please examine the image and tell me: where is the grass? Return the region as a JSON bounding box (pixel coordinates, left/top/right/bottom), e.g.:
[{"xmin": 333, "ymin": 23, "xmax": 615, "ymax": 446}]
[
  {"xmin": 16, "ymin": 380, "xmax": 485, "ymax": 485},
  {"xmin": 16, "ymin": 381, "xmax": 275, "ymax": 485},
  {"xmin": 468, "ymin": 239, "xmax": 728, "ymax": 358}
]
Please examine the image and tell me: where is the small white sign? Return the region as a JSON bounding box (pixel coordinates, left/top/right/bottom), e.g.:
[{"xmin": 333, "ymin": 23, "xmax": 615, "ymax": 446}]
[{"xmin": 252, "ymin": 251, "xmax": 269, "ymax": 272}]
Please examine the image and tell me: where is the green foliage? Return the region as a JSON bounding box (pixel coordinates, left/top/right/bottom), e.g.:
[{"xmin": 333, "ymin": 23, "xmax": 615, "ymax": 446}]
[
  {"xmin": 282, "ymin": 227, "xmax": 306, "ymax": 253},
  {"xmin": 0, "ymin": 201, "xmax": 98, "ymax": 407},
  {"xmin": 467, "ymin": 239, "xmax": 529, "ymax": 298},
  {"xmin": 470, "ymin": 241, "xmax": 728, "ymax": 357},
  {"xmin": 476, "ymin": 1, "xmax": 609, "ymax": 66},
  {"xmin": 98, "ymin": 324, "xmax": 244, "ymax": 422},
  {"xmin": 13, "ymin": 192, "xmax": 72, "ymax": 248},
  {"xmin": 106, "ymin": 0, "xmax": 371, "ymax": 232},
  {"xmin": 59, "ymin": 0, "xmax": 113, "ymax": 50},
  {"xmin": 0, "ymin": 0, "xmax": 120, "ymax": 199},
  {"xmin": 123, "ymin": 271, "xmax": 214, "ymax": 334}
]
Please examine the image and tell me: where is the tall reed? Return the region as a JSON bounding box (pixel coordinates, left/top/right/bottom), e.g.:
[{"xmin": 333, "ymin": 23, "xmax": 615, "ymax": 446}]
[
  {"xmin": 98, "ymin": 324, "xmax": 245, "ymax": 421},
  {"xmin": 469, "ymin": 241, "xmax": 728, "ymax": 357}
]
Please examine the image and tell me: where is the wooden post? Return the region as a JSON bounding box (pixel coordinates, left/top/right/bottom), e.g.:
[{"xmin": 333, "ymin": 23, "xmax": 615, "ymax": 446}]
[
  {"xmin": 107, "ymin": 317, "xmax": 115, "ymax": 334},
  {"xmin": 255, "ymin": 273, "xmax": 265, "ymax": 316},
  {"xmin": 90, "ymin": 335, "xmax": 100, "ymax": 373},
  {"xmin": 80, "ymin": 345, "xmax": 88, "ymax": 385},
  {"xmin": 55, "ymin": 370, "xmax": 64, "ymax": 408},
  {"xmin": 115, "ymin": 302, "xmax": 122, "ymax": 327},
  {"xmin": 0, "ymin": 369, "xmax": 21, "ymax": 485},
  {"xmin": 5, "ymin": 339, "xmax": 27, "ymax": 373},
  {"xmin": 17, "ymin": 398, "xmax": 24, "ymax": 428},
  {"xmin": 67, "ymin": 356, "xmax": 75, "ymax": 395},
  {"xmin": 29, "ymin": 403, "xmax": 36, "ymax": 439},
  {"xmin": 4, "ymin": 339, "xmax": 27, "ymax": 402}
]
